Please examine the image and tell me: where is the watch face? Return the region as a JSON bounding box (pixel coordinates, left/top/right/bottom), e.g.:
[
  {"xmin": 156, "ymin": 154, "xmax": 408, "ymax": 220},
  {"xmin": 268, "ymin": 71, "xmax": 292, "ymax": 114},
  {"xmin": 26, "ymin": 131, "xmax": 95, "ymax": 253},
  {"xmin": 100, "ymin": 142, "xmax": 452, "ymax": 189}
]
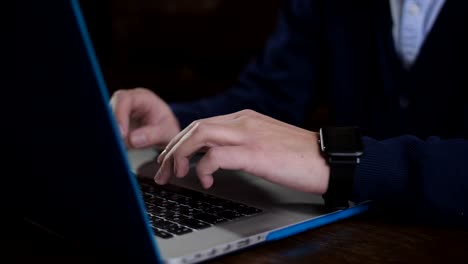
[{"xmin": 320, "ymin": 127, "xmax": 364, "ymax": 156}]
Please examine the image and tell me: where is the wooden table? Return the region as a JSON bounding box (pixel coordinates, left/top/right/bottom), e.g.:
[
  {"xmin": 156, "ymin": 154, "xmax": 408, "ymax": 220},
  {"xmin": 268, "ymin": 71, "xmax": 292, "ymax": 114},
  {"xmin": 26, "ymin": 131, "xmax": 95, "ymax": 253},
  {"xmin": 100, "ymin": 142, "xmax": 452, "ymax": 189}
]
[
  {"xmin": 211, "ymin": 212, "xmax": 468, "ymax": 264},
  {"xmin": 5, "ymin": 211, "xmax": 467, "ymax": 264},
  {"xmin": 6, "ymin": 148, "xmax": 467, "ymax": 263}
]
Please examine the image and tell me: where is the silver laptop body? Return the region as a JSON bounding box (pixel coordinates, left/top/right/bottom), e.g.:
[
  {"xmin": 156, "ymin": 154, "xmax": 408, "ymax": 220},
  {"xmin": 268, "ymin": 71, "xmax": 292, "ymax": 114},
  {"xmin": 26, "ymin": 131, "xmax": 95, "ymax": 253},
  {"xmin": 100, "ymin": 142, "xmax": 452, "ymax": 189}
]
[{"xmin": 129, "ymin": 149, "xmax": 370, "ymax": 264}]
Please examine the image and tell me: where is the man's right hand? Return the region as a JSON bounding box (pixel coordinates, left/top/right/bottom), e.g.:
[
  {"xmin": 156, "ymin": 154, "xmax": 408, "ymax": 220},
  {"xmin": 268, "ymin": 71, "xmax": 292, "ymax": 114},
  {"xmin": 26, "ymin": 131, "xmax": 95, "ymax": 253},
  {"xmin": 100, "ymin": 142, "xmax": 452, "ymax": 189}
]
[{"xmin": 110, "ymin": 88, "xmax": 180, "ymax": 149}]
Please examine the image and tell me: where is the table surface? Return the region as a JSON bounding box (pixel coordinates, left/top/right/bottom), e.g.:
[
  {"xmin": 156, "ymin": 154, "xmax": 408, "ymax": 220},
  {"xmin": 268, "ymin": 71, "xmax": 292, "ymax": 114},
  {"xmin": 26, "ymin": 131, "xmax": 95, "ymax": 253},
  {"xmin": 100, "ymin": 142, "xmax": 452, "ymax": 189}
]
[
  {"xmin": 211, "ymin": 212, "xmax": 468, "ymax": 264},
  {"xmin": 6, "ymin": 148, "xmax": 468, "ymax": 263},
  {"xmin": 5, "ymin": 211, "xmax": 468, "ymax": 264}
]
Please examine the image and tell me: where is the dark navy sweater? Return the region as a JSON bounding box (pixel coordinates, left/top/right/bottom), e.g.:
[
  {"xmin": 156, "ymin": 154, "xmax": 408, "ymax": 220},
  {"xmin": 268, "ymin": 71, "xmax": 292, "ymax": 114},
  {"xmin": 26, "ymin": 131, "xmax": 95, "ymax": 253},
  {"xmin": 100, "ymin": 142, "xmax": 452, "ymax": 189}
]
[{"xmin": 171, "ymin": 0, "xmax": 468, "ymax": 225}]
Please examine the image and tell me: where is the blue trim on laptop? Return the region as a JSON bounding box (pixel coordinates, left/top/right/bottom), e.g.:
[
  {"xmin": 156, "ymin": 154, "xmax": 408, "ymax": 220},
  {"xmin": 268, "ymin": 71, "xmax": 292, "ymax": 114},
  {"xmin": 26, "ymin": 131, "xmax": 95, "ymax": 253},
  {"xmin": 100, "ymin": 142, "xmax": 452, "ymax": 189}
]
[
  {"xmin": 69, "ymin": 1, "xmax": 162, "ymax": 262},
  {"xmin": 266, "ymin": 201, "xmax": 372, "ymax": 241}
]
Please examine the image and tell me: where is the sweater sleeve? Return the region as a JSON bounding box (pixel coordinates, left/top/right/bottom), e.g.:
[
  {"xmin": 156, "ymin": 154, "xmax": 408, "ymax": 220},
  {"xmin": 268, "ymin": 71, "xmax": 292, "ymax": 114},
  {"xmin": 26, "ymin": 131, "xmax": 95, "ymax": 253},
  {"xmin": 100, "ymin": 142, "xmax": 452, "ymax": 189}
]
[
  {"xmin": 171, "ymin": 0, "xmax": 324, "ymax": 128},
  {"xmin": 353, "ymin": 136, "xmax": 468, "ymax": 225}
]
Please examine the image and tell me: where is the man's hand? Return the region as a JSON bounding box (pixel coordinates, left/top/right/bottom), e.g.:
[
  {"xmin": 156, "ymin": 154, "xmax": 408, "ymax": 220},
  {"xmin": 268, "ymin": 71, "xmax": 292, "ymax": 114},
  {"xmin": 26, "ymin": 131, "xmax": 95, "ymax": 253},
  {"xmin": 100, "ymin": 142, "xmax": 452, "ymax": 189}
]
[
  {"xmin": 155, "ymin": 110, "xmax": 330, "ymax": 194},
  {"xmin": 110, "ymin": 88, "xmax": 180, "ymax": 149}
]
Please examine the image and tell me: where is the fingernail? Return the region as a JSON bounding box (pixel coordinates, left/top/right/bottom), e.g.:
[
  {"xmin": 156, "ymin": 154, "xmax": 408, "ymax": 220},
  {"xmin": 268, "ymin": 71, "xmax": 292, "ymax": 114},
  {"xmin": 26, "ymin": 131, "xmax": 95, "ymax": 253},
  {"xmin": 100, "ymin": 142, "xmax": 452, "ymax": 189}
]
[
  {"xmin": 157, "ymin": 150, "xmax": 166, "ymax": 164},
  {"xmin": 154, "ymin": 170, "xmax": 162, "ymax": 184},
  {"xmin": 130, "ymin": 133, "xmax": 147, "ymax": 148}
]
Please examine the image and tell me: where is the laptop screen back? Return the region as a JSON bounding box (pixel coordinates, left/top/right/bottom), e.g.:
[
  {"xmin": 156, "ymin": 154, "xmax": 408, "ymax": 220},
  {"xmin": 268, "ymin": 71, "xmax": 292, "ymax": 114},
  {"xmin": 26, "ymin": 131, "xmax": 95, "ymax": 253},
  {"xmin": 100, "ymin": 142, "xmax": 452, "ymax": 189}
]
[{"xmin": 10, "ymin": 1, "xmax": 160, "ymax": 262}]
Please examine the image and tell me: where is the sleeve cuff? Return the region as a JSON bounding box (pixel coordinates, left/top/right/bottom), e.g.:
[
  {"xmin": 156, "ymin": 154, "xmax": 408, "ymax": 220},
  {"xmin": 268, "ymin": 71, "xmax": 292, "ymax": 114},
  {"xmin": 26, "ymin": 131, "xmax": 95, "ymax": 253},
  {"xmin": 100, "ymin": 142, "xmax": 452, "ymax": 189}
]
[{"xmin": 352, "ymin": 136, "xmax": 417, "ymax": 208}]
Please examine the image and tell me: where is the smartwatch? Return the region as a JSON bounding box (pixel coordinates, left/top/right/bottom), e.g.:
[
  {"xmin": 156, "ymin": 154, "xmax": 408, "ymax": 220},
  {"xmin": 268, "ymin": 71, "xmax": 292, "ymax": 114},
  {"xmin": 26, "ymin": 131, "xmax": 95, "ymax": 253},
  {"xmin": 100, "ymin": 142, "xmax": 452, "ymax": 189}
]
[{"xmin": 319, "ymin": 127, "xmax": 363, "ymax": 211}]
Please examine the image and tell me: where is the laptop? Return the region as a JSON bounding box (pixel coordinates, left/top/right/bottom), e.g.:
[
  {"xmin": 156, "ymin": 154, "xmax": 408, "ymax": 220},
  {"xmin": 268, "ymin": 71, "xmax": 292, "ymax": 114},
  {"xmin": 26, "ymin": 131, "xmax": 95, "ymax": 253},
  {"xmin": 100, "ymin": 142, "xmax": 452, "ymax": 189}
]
[{"xmin": 10, "ymin": 1, "xmax": 371, "ymax": 263}]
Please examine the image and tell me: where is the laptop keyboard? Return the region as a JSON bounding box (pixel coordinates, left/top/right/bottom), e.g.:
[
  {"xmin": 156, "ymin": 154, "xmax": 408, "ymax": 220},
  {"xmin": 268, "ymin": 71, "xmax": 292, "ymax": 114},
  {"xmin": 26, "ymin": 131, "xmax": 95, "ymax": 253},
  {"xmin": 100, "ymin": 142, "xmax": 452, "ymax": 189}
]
[{"xmin": 138, "ymin": 180, "xmax": 262, "ymax": 239}]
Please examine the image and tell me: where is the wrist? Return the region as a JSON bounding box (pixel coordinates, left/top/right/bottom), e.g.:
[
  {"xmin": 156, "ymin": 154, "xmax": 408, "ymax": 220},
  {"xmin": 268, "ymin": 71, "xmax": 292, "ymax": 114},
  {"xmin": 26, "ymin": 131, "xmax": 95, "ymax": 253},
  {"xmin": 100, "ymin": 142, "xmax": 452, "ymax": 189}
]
[
  {"xmin": 317, "ymin": 156, "xmax": 331, "ymax": 195},
  {"xmin": 309, "ymin": 132, "xmax": 331, "ymax": 195},
  {"xmin": 314, "ymin": 131, "xmax": 330, "ymax": 194}
]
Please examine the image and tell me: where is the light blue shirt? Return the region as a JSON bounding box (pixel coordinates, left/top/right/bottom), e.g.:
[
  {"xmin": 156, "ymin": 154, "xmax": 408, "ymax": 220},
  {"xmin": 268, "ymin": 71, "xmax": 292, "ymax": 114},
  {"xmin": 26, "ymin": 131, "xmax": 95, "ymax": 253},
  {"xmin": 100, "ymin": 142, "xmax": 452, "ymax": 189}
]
[{"xmin": 389, "ymin": 0, "xmax": 446, "ymax": 68}]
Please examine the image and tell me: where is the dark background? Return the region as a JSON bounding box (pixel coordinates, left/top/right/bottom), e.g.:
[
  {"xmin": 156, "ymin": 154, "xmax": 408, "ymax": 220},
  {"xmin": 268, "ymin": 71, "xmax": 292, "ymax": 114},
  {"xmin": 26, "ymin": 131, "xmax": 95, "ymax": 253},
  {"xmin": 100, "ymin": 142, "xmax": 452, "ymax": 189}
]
[{"xmin": 80, "ymin": 0, "xmax": 284, "ymax": 103}]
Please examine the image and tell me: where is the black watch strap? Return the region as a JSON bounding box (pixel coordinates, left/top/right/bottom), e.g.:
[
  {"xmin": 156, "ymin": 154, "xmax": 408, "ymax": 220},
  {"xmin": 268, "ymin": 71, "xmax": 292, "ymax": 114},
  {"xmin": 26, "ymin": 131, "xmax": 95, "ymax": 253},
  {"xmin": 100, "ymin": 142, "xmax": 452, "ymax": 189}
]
[{"xmin": 322, "ymin": 162, "xmax": 356, "ymax": 211}]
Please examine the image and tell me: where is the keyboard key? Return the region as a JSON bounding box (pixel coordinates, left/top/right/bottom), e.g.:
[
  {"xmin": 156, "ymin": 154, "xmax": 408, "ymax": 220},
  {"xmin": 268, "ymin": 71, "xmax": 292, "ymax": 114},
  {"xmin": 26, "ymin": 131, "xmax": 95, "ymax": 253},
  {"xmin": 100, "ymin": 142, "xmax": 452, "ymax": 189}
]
[
  {"xmin": 138, "ymin": 180, "xmax": 263, "ymax": 237},
  {"xmin": 152, "ymin": 219, "xmax": 175, "ymax": 229},
  {"xmin": 217, "ymin": 210, "xmax": 242, "ymax": 220},
  {"xmin": 193, "ymin": 213, "xmax": 228, "ymax": 224},
  {"xmin": 166, "ymin": 214, "xmax": 190, "ymax": 223},
  {"xmin": 204, "ymin": 206, "xmax": 226, "ymax": 215},
  {"xmin": 166, "ymin": 226, "xmax": 193, "ymax": 236},
  {"xmin": 152, "ymin": 228, "xmax": 173, "ymax": 239},
  {"xmin": 178, "ymin": 207, "xmax": 203, "ymax": 217},
  {"xmin": 179, "ymin": 218, "xmax": 212, "ymax": 229}
]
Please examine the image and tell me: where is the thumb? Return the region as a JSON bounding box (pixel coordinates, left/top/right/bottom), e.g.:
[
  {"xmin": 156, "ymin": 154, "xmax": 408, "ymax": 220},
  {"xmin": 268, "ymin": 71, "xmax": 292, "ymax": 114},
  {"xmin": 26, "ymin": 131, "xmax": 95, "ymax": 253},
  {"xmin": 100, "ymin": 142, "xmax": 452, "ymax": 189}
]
[{"xmin": 128, "ymin": 125, "xmax": 163, "ymax": 149}]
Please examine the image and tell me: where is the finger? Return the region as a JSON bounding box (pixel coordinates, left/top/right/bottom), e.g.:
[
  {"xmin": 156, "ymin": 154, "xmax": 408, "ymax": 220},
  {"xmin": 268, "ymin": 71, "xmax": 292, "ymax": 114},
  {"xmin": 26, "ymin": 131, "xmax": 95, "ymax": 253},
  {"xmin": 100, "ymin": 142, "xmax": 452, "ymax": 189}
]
[
  {"xmin": 128, "ymin": 125, "xmax": 169, "ymax": 149},
  {"xmin": 157, "ymin": 111, "xmax": 244, "ymax": 163},
  {"xmin": 170, "ymin": 122, "xmax": 245, "ymax": 177},
  {"xmin": 155, "ymin": 123, "xmax": 221, "ymax": 184},
  {"xmin": 154, "ymin": 123, "xmax": 199, "ymax": 185},
  {"xmin": 154, "ymin": 152, "xmax": 174, "ymax": 185},
  {"xmin": 196, "ymin": 146, "xmax": 251, "ymax": 189},
  {"xmin": 110, "ymin": 90, "xmax": 131, "ymax": 137},
  {"xmin": 157, "ymin": 122, "xmax": 244, "ymax": 185},
  {"xmin": 157, "ymin": 121, "xmax": 198, "ymax": 163}
]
